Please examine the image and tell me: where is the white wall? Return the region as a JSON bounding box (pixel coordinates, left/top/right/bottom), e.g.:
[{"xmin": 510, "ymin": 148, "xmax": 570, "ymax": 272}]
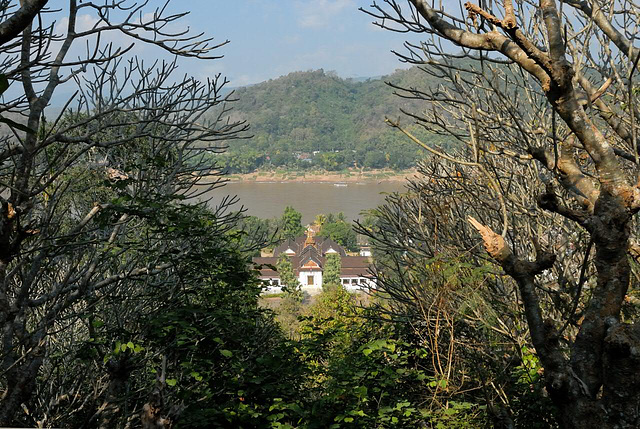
[
  {"xmin": 298, "ymin": 271, "xmax": 322, "ymax": 290},
  {"xmin": 341, "ymin": 276, "xmax": 375, "ymax": 291},
  {"xmin": 261, "ymin": 278, "xmax": 283, "ymax": 294}
]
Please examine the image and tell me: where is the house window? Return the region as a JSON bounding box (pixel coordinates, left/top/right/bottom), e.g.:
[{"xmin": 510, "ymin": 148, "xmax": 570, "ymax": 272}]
[
  {"xmin": 307, "ymin": 275, "xmax": 314, "ymax": 286},
  {"xmin": 342, "ymin": 279, "xmax": 349, "ymax": 284}
]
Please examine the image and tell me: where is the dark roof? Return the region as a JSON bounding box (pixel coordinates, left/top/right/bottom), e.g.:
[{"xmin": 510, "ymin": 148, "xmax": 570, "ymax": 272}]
[
  {"xmin": 252, "ymin": 254, "xmax": 373, "ymax": 278},
  {"xmin": 252, "ymin": 257, "xmax": 279, "ymax": 277},
  {"xmin": 273, "ymin": 235, "xmax": 347, "ymax": 257},
  {"xmin": 256, "ymin": 232, "xmax": 372, "ymax": 279},
  {"xmin": 299, "ymin": 246, "xmax": 323, "ymax": 270},
  {"xmin": 340, "ymin": 256, "xmax": 372, "ymax": 268},
  {"xmin": 272, "ymin": 237, "xmax": 304, "ymax": 257},
  {"xmin": 340, "ymin": 256, "xmax": 373, "ymax": 277}
]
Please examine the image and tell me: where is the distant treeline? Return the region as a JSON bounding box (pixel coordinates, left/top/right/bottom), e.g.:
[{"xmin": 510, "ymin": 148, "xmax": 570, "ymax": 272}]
[
  {"xmin": 210, "ymin": 68, "xmax": 455, "ymax": 173},
  {"xmin": 237, "ymin": 206, "xmax": 372, "ymax": 256}
]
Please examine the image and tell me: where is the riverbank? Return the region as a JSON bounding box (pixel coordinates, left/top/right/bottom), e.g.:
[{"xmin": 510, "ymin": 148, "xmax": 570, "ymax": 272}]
[{"xmin": 227, "ymin": 168, "xmax": 417, "ymax": 183}]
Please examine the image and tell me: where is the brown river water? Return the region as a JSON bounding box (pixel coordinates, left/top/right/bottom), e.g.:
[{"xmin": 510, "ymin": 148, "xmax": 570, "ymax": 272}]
[{"xmin": 201, "ymin": 181, "xmax": 406, "ymax": 224}]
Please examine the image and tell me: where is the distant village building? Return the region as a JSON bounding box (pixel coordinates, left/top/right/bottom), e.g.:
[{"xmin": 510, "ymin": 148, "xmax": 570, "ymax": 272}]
[{"xmin": 253, "ymin": 229, "xmax": 375, "ymax": 294}]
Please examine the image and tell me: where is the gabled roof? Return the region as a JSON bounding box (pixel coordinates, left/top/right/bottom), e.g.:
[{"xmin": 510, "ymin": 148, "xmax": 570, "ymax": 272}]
[
  {"xmin": 299, "ymin": 245, "xmax": 323, "ymax": 271},
  {"xmin": 252, "ymin": 254, "xmax": 374, "ymax": 278},
  {"xmin": 258, "ymin": 230, "xmax": 372, "ymax": 279},
  {"xmin": 273, "ymin": 234, "xmax": 347, "ymax": 257}
]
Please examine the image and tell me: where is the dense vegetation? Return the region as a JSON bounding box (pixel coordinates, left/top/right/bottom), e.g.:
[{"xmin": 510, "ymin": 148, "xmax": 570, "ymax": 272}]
[
  {"xmin": 238, "ymin": 208, "xmax": 361, "ymax": 255},
  {"xmin": 6, "ymin": 0, "xmax": 625, "ymax": 426},
  {"xmin": 211, "ymin": 68, "xmax": 450, "ymax": 173}
]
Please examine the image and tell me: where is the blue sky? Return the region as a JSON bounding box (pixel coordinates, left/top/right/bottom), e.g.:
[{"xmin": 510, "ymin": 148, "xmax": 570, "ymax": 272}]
[
  {"xmin": 169, "ymin": 1, "xmax": 424, "ymax": 86},
  {"xmin": 12, "ymin": 1, "xmax": 429, "ymax": 105}
]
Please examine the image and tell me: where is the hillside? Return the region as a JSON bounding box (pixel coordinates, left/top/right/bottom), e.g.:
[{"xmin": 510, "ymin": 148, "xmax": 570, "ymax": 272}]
[{"xmin": 213, "ymin": 67, "xmax": 447, "ymax": 173}]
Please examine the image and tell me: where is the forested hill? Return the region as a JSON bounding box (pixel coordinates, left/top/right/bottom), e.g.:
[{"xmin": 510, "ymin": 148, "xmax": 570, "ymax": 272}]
[{"xmin": 214, "ymin": 67, "xmax": 445, "ymax": 173}]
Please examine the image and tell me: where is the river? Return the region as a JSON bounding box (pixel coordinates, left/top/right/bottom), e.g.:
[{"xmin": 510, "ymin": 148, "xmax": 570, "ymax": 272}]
[{"xmin": 202, "ymin": 181, "xmax": 406, "ymax": 224}]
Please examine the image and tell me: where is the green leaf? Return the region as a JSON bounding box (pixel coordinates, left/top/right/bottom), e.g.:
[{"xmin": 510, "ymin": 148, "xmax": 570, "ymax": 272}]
[
  {"xmin": 127, "ymin": 341, "xmax": 135, "ymax": 350},
  {"xmin": 220, "ymin": 349, "xmax": 233, "ymax": 358},
  {"xmin": 165, "ymin": 378, "xmax": 177, "ymax": 386}
]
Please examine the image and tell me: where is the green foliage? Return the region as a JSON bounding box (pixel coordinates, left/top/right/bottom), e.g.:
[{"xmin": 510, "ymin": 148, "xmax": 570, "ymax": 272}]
[
  {"xmin": 323, "ymin": 254, "xmax": 342, "ymax": 291},
  {"xmin": 210, "ymin": 68, "xmax": 438, "ymax": 173},
  {"xmin": 506, "ymin": 346, "xmax": 559, "ymax": 428},
  {"xmin": 280, "ymin": 206, "xmax": 305, "ymax": 240},
  {"xmin": 146, "ymin": 303, "xmax": 305, "ymax": 428},
  {"xmin": 235, "ymin": 215, "xmax": 280, "ymax": 256},
  {"xmin": 276, "ymin": 254, "xmax": 302, "ymax": 299},
  {"xmin": 292, "ymin": 288, "xmax": 488, "ymax": 428},
  {"xmin": 318, "ymin": 212, "xmax": 358, "ymax": 251}
]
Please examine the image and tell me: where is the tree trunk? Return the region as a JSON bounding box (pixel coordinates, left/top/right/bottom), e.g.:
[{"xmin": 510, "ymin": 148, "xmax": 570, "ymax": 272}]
[
  {"xmin": 0, "ymin": 354, "xmax": 44, "ymax": 425},
  {"xmin": 556, "ymin": 192, "xmax": 637, "ymax": 428}
]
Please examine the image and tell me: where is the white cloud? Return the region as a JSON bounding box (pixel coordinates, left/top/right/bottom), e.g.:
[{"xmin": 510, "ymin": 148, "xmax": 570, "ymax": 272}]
[{"xmin": 296, "ymin": 0, "xmax": 356, "ymax": 29}]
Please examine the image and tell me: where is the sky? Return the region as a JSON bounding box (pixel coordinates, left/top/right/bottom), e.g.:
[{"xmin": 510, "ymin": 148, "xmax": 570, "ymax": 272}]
[
  {"xmin": 164, "ymin": 0, "xmax": 426, "ymax": 86},
  {"xmin": 6, "ymin": 1, "xmax": 434, "ymax": 105}
]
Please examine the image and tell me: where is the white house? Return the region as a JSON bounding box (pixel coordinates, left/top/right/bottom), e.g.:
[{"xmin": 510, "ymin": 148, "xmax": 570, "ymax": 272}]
[{"xmin": 253, "ymin": 229, "xmax": 375, "ymax": 295}]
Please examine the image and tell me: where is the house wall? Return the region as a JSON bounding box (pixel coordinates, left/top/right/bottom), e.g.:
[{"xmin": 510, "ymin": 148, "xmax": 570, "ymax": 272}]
[
  {"xmin": 299, "ymin": 270, "xmax": 323, "ymax": 293},
  {"xmin": 340, "ymin": 276, "xmax": 374, "ymax": 291},
  {"xmin": 261, "ymin": 274, "xmax": 374, "ymax": 294},
  {"xmin": 261, "ymin": 278, "xmax": 283, "ymax": 294}
]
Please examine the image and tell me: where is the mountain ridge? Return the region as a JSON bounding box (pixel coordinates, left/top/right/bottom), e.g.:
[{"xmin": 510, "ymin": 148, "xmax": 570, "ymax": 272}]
[{"xmin": 213, "ymin": 66, "xmax": 445, "ymax": 173}]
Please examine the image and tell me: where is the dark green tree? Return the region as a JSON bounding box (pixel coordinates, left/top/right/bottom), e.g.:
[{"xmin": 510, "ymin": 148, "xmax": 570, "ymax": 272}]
[
  {"xmin": 323, "ymin": 254, "xmax": 342, "ymax": 291},
  {"xmin": 276, "ymin": 254, "xmax": 302, "ymax": 301},
  {"xmin": 0, "ymin": 1, "xmax": 256, "ymax": 425},
  {"xmin": 280, "ymin": 206, "xmax": 305, "ymax": 240},
  {"xmin": 319, "ymin": 214, "xmax": 358, "ymax": 251}
]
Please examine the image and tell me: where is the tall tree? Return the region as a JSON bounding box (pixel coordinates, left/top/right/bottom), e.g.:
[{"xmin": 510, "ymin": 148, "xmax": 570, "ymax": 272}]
[
  {"xmin": 319, "ymin": 215, "xmax": 358, "ymax": 251},
  {"xmin": 0, "ymin": 0, "xmax": 248, "ymax": 425},
  {"xmin": 276, "ymin": 254, "xmax": 302, "ymax": 299},
  {"xmin": 322, "ymin": 253, "xmax": 342, "ymax": 291},
  {"xmin": 365, "ymin": 0, "xmax": 640, "ymax": 427},
  {"xmin": 280, "ymin": 206, "xmax": 305, "ymax": 240}
]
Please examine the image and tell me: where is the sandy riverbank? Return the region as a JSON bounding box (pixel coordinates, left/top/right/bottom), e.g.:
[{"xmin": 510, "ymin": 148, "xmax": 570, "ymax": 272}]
[{"xmin": 227, "ymin": 169, "xmax": 417, "ymax": 183}]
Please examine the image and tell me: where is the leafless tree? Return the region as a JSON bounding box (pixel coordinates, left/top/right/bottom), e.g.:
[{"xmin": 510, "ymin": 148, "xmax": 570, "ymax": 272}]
[
  {"xmin": 0, "ymin": 1, "xmax": 249, "ymax": 425},
  {"xmin": 364, "ymin": 0, "xmax": 640, "ymax": 427}
]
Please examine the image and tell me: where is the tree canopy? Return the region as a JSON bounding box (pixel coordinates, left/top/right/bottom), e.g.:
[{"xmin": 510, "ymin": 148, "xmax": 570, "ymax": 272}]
[
  {"xmin": 362, "ymin": 0, "xmax": 640, "ymax": 427},
  {"xmin": 323, "ymin": 253, "xmax": 342, "ymax": 291},
  {"xmin": 280, "ymin": 206, "xmax": 305, "ymax": 240},
  {"xmin": 212, "ymin": 68, "xmax": 444, "ymax": 173},
  {"xmin": 318, "ymin": 212, "xmax": 359, "ymax": 252}
]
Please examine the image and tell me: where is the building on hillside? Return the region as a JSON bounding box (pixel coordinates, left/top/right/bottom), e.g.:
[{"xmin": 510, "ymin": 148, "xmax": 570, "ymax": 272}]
[{"xmin": 253, "ymin": 229, "xmax": 375, "ymax": 294}]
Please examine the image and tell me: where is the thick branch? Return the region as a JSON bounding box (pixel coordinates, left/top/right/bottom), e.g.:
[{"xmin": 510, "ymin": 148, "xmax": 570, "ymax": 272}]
[
  {"xmin": 468, "ymin": 217, "xmax": 561, "ymax": 377},
  {"xmin": 0, "ymin": 0, "xmax": 48, "ymax": 46},
  {"xmin": 409, "ymin": 0, "xmax": 551, "ymax": 88}
]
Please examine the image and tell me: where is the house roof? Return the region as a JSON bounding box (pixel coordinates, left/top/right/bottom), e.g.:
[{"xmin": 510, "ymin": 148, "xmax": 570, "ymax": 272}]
[
  {"xmin": 252, "ymin": 254, "xmax": 372, "ymax": 278},
  {"xmin": 255, "ymin": 230, "xmax": 373, "ymax": 279},
  {"xmin": 273, "ymin": 235, "xmax": 347, "ymax": 258}
]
